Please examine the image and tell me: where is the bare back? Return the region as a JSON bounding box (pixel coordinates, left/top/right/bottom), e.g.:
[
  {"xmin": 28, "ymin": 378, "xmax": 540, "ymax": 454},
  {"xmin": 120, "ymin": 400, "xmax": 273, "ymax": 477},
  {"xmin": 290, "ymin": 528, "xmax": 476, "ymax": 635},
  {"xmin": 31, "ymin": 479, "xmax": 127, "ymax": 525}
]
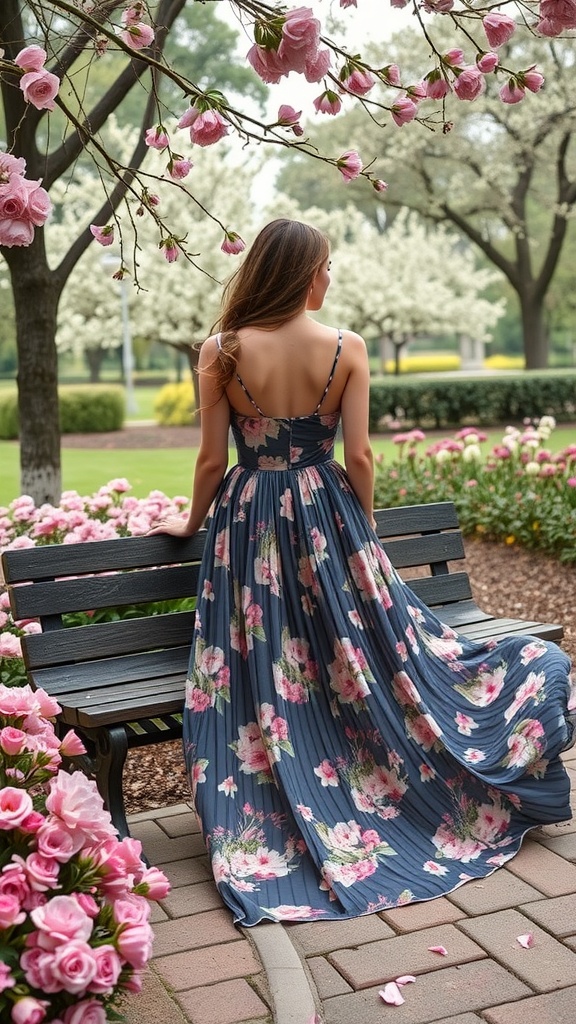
[{"xmin": 224, "ymin": 316, "xmax": 354, "ymax": 419}]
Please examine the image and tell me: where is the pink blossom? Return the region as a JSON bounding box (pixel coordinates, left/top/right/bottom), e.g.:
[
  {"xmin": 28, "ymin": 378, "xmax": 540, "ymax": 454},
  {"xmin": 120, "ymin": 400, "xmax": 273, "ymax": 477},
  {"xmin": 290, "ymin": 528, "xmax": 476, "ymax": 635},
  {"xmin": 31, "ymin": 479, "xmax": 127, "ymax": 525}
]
[
  {"xmin": 122, "ymin": 4, "xmax": 146, "ymax": 27},
  {"xmin": 500, "ymin": 80, "xmax": 525, "ymax": 104},
  {"xmin": 304, "ymin": 48, "xmax": 331, "ymax": 83},
  {"xmin": 340, "ymin": 0, "xmax": 357, "ymax": 6},
  {"xmin": 119, "ymin": 22, "xmax": 155, "ymax": 49},
  {"xmin": 0, "ymin": 726, "xmax": 27, "ymax": 755},
  {"xmin": 246, "ymin": 44, "xmax": 286, "ymax": 85},
  {"xmin": 391, "ymin": 96, "xmax": 418, "ymax": 126},
  {"xmin": 372, "ymin": 178, "xmax": 388, "ymax": 193},
  {"xmin": 443, "ymin": 48, "xmax": 465, "ymax": 68},
  {"xmin": 538, "ymin": 0, "xmax": 576, "ymax": 33},
  {"xmin": 341, "ymin": 68, "xmax": 376, "ymax": 96},
  {"xmin": 45, "ymin": 770, "xmax": 114, "ymax": 838},
  {"xmin": 89, "ymin": 223, "xmax": 114, "ymax": 246},
  {"xmin": 21, "ymin": 179, "xmax": 51, "ymax": 226},
  {"xmin": 0, "ymin": 786, "xmax": 33, "ymax": 830},
  {"xmin": 521, "ymin": 68, "xmax": 545, "ymax": 93},
  {"xmin": 277, "ymin": 104, "xmax": 302, "ymax": 126},
  {"xmin": 144, "ymin": 125, "xmax": 169, "ymax": 150},
  {"xmin": 10, "ymin": 997, "xmax": 49, "ymax": 1024},
  {"xmin": 167, "ymin": 157, "xmax": 192, "ymax": 180},
  {"xmin": 0, "ymin": 962, "xmax": 15, "ymax": 992},
  {"xmin": 483, "ymin": 12, "xmax": 516, "ymax": 48},
  {"xmin": 189, "ymin": 109, "xmax": 229, "ymax": 147},
  {"xmin": 382, "ymin": 63, "xmax": 402, "ymax": 85},
  {"xmin": 453, "ymin": 66, "xmax": 486, "ymax": 101},
  {"xmin": 14, "ymin": 45, "xmax": 47, "ymax": 71},
  {"xmin": 116, "ymin": 922, "xmax": 154, "ymax": 969},
  {"xmin": 0, "ymin": 218, "xmax": 34, "ymax": 248},
  {"xmin": 0, "ymin": 153, "xmax": 27, "ymax": 179},
  {"xmin": 30, "ymin": 894, "xmax": 93, "ymax": 949},
  {"xmin": 313, "ymin": 90, "xmax": 342, "ymax": 115},
  {"xmin": 136, "ymin": 865, "xmax": 170, "ymax": 900},
  {"xmin": 336, "ymin": 149, "xmax": 363, "ymax": 182},
  {"xmin": 59, "ymin": 729, "xmax": 86, "ymax": 757},
  {"xmin": 160, "ymin": 236, "xmax": 179, "ymax": 262},
  {"xmin": 52, "ymin": 940, "xmax": 98, "ymax": 994},
  {"xmin": 63, "ymin": 1001, "xmax": 106, "ymax": 1024},
  {"xmin": 425, "ymin": 70, "xmax": 451, "ymax": 99},
  {"xmin": 19, "ymin": 69, "xmax": 60, "ymax": 111},
  {"xmin": 477, "ymin": 52, "xmax": 499, "ymax": 74},
  {"xmin": 0, "ymin": 893, "xmax": 26, "ymax": 928},
  {"xmin": 278, "ymin": 7, "xmax": 321, "ymax": 74}
]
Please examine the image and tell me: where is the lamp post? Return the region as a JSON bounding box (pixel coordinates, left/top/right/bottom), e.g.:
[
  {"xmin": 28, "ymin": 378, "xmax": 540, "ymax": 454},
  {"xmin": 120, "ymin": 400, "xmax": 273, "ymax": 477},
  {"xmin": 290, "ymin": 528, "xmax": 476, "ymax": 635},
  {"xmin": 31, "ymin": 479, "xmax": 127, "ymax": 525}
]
[{"xmin": 100, "ymin": 254, "xmax": 137, "ymax": 415}]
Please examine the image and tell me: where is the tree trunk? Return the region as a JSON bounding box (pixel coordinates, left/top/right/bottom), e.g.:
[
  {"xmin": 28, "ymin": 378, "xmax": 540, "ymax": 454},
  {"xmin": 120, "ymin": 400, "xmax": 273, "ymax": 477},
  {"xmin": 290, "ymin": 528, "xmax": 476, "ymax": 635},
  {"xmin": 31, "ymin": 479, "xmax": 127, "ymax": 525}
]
[
  {"xmin": 6, "ymin": 238, "xmax": 61, "ymax": 504},
  {"xmin": 519, "ymin": 290, "xmax": 549, "ymax": 370},
  {"xmin": 84, "ymin": 347, "xmax": 105, "ymax": 384}
]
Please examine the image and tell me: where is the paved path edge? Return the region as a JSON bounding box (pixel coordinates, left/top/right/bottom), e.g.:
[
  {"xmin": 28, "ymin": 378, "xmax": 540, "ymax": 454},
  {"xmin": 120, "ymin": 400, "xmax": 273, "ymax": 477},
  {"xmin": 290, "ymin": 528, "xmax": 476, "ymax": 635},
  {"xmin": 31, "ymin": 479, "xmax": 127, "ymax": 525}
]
[{"xmin": 245, "ymin": 922, "xmax": 319, "ymax": 1024}]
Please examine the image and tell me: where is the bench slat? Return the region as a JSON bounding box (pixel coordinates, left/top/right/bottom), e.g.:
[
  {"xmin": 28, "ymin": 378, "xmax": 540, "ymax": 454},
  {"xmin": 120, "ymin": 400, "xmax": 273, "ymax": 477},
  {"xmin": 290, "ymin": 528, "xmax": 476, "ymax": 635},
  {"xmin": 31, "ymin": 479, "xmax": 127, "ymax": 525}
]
[
  {"xmin": 21, "ymin": 610, "xmax": 196, "ymax": 669},
  {"xmin": 404, "ymin": 572, "xmax": 473, "ymax": 606},
  {"xmin": 9, "ymin": 563, "xmax": 201, "ymax": 620},
  {"xmin": 374, "ymin": 502, "xmax": 460, "ymax": 537},
  {"xmin": 26, "ymin": 646, "xmax": 191, "ymax": 695},
  {"xmin": 382, "ymin": 531, "xmax": 465, "ymax": 570}
]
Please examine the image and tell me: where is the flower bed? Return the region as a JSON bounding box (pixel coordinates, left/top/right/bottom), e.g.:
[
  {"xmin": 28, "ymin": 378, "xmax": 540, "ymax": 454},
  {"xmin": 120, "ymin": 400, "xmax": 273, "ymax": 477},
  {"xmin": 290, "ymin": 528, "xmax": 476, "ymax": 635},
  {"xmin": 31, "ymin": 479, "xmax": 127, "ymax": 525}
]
[
  {"xmin": 374, "ymin": 416, "xmax": 576, "ymax": 562},
  {"xmin": 0, "ymin": 684, "xmax": 169, "ymax": 1023}
]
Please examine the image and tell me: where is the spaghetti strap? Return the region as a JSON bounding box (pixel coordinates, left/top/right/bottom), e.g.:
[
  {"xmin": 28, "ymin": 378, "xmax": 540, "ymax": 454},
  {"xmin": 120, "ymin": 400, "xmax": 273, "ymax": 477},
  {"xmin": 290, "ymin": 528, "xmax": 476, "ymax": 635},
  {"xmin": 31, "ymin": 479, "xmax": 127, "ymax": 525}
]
[
  {"xmin": 314, "ymin": 328, "xmax": 343, "ymax": 414},
  {"xmin": 217, "ymin": 332, "xmax": 266, "ymax": 416}
]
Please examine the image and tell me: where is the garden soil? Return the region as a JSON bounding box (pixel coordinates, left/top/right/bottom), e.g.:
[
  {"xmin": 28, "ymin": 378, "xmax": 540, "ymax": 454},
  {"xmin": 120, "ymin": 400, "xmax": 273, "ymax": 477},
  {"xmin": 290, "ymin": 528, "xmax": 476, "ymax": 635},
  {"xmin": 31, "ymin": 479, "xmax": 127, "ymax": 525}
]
[{"xmin": 62, "ymin": 425, "xmax": 576, "ymax": 815}]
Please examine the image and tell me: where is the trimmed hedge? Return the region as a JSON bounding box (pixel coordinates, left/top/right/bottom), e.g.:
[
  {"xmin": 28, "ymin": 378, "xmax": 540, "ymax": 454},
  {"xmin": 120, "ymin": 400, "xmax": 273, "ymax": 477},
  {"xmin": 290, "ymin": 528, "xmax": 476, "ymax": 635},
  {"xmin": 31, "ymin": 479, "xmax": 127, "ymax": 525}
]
[
  {"xmin": 369, "ymin": 371, "xmax": 576, "ymax": 431},
  {"xmin": 153, "ymin": 381, "xmax": 196, "ymax": 426},
  {"xmin": 0, "ymin": 387, "xmax": 125, "ymax": 439}
]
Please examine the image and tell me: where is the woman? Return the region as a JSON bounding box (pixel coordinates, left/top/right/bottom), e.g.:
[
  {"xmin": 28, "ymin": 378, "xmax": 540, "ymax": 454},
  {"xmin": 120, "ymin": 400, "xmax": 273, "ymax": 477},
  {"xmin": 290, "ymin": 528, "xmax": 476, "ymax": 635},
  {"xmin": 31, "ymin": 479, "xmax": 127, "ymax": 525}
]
[{"xmin": 151, "ymin": 218, "xmax": 575, "ymax": 926}]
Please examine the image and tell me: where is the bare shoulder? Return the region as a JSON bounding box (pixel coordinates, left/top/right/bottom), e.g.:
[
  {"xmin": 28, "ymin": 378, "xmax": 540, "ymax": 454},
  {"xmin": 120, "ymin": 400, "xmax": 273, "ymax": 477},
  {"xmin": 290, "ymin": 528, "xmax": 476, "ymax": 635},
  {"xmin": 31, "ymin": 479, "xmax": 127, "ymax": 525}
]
[
  {"xmin": 340, "ymin": 329, "xmax": 368, "ymax": 360},
  {"xmin": 198, "ymin": 334, "xmax": 219, "ymax": 367}
]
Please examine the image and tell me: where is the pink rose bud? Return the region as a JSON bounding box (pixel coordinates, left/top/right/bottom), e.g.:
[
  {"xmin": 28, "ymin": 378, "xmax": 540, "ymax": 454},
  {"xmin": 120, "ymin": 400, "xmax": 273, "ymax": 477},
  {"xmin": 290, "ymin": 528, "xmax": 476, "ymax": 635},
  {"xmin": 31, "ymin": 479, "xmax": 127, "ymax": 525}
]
[
  {"xmin": 443, "ymin": 48, "xmax": 465, "ymax": 67},
  {"xmin": 372, "ymin": 179, "xmax": 388, "ymax": 192},
  {"xmin": 19, "ymin": 69, "xmax": 60, "ymax": 111},
  {"xmin": 14, "ymin": 45, "xmax": 47, "ymax": 71},
  {"xmin": 313, "ymin": 90, "xmax": 342, "ymax": 115},
  {"xmin": 340, "ymin": 68, "xmax": 376, "ymax": 96},
  {"xmin": 119, "ymin": 22, "xmax": 155, "ymax": 50},
  {"xmin": 391, "ymin": 96, "xmax": 418, "ymax": 126},
  {"xmin": 144, "ymin": 125, "xmax": 169, "ymax": 150},
  {"xmin": 483, "ymin": 12, "xmax": 516, "ymax": 48},
  {"xmin": 136, "ymin": 865, "xmax": 171, "ymax": 899},
  {"xmin": 382, "ymin": 63, "xmax": 401, "ymax": 86},
  {"xmin": 89, "ymin": 224, "xmax": 114, "ymax": 246},
  {"xmin": 406, "ymin": 81, "xmax": 427, "ymax": 101},
  {"xmin": 477, "ymin": 52, "xmax": 499, "ymax": 73},
  {"xmin": 336, "ymin": 149, "xmax": 363, "ymax": 182},
  {"xmin": 10, "ymin": 995, "xmax": 49, "ymax": 1024},
  {"xmin": 221, "ymin": 231, "xmax": 246, "ymax": 255},
  {"xmin": 59, "ymin": 730, "xmax": 87, "ymax": 757},
  {"xmin": 425, "ymin": 70, "xmax": 451, "ymax": 99},
  {"xmin": 500, "ymin": 79, "xmax": 525, "ymax": 104}
]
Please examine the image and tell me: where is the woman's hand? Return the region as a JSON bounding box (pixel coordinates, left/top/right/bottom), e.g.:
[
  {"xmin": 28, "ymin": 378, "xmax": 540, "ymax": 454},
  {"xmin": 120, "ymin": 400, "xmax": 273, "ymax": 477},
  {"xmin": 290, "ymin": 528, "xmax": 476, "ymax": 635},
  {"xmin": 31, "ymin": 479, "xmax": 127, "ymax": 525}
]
[{"xmin": 146, "ymin": 515, "xmax": 194, "ymax": 537}]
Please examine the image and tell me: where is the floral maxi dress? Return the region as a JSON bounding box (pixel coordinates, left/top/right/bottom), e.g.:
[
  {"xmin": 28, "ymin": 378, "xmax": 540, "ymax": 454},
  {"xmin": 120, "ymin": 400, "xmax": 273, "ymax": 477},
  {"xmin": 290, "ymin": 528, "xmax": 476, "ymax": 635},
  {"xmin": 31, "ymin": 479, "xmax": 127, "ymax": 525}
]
[{"xmin": 183, "ymin": 338, "xmax": 575, "ymax": 926}]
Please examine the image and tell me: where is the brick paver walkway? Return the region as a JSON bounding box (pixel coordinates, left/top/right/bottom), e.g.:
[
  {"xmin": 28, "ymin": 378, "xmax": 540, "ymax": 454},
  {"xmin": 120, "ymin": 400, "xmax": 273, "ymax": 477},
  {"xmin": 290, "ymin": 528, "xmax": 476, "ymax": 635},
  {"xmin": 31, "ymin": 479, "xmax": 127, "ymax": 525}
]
[{"xmin": 121, "ymin": 747, "xmax": 576, "ymax": 1024}]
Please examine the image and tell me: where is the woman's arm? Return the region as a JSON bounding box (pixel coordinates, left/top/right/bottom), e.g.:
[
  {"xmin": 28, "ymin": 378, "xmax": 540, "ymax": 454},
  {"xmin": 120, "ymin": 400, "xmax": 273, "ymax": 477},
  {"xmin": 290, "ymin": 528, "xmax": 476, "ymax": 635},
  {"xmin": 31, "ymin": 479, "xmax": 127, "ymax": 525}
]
[
  {"xmin": 148, "ymin": 337, "xmax": 230, "ymax": 536},
  {"xmin": 340, "ymin": 332, "xmax": 375, "ymax": 526}
]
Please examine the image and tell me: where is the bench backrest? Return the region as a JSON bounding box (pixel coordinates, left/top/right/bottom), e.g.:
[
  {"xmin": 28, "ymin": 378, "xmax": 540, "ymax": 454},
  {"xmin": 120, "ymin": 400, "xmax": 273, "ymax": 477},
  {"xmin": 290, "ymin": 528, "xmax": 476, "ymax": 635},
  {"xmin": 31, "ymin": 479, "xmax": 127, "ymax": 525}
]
[{"xmin": 2, "ymin": 501, "xmax": 470, "ymax": 686}]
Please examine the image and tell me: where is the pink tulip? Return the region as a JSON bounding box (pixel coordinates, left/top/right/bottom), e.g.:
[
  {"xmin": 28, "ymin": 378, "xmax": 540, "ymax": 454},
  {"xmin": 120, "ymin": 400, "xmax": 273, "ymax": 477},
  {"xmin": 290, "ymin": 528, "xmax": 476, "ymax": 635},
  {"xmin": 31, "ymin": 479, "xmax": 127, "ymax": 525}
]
[
  {"xmin": 483, "ymin": 12, "xmax": 516, "ymax": 48},
  {"xmin": 119, "ymin": 22, "xmax": 155, "ymax": 49},
  {"xmin": 391, "ymin": 96, "xmax": 417, "ymax": 126},
  {"xmin": 10, "ymin": 996, "xmax": 49, "ymax": 1024},
  {"xmin": 144, "ymin": 125, "xmax": 169, "ymax": 150},
  {"xmin": 500, "ymin": 80, "xmax": 525, "ymax": 104},
  {"xmin": 89, "ymin": 223, "xmax": 114, "ymax": 246},
  {"xmin": 313, "ymin": 90, "xmax": 341, "ymax": 115},
  {"xmin": 336, "ymin": 149, "xmax": 363, "ymax": 182},
  {"xmin": 189, "ymin": 109, "xmax": 229, "ymax": 147},
  {"xmin": 19, "ymin": 69, "xmax": 60, "ymax": 111},
  {"xmin": 453, "ymin": 66, "xmax": 486, "ymax": 101},
  {"xmin": 14, "ymin": 45, "xmax": 47, "ymax": 72},
  {"xmin": 221, "ymin": 231, "xmax": 246, "ymax": 255}
]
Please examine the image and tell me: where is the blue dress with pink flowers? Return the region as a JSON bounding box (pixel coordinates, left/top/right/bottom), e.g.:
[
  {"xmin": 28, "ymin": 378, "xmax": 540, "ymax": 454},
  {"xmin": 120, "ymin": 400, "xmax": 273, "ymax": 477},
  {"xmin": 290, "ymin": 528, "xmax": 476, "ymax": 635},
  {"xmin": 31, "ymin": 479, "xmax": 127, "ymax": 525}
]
[{"xmin": 182, "ymin": 334, "xmax": 574, "ymax": 926}]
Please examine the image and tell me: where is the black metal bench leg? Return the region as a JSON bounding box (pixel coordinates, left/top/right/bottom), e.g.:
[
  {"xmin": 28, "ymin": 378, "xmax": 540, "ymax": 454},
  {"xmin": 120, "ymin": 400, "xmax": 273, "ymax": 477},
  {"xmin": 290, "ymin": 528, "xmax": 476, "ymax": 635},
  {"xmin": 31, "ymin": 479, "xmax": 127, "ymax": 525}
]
[{"xmin": 91, "ymin": 725, "xmax": 131, "ymax": 840}]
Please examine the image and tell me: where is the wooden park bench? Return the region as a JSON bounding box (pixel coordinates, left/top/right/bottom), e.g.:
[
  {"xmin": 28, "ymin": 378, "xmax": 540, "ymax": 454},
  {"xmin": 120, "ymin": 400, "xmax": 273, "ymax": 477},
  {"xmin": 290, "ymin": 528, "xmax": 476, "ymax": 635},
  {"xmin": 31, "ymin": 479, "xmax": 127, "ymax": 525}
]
[{"xmin": 1, "ymin": 500, "xmax": 564, "ymax": 842}]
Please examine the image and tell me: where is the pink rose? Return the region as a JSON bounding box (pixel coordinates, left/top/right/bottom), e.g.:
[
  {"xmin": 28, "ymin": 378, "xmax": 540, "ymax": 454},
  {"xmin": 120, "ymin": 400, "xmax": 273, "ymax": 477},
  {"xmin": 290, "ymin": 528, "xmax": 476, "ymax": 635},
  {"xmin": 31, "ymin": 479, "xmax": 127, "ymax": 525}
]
[
  {"xmin": 14, "ymin": 45, "xmax": 47, "ymax": 71},
  {"xmin": 0, "ymin": 175, "xmax": 29, "ymax": 219},
  {"xmin": 0, "ymin": 787, "xmax": 33, "ymax": 830},
  {"xmin": 63, "ymin": 1002, "xmax": 107, "ymax": 1024},
  {"xmin": 0, "ymin": 153, "xmax": 27, "ymax": 178},
  {"xmin": 0, "ymin": 893, "xmax": 26, "ymax": 928},
  {"xmin": 112, "ymin": 893, "xmax": 151, "ymax": 927},
  {"xmin": 136, "ymin": 865, "xmax": 171, "ymax": 900},
  {"xmin": 10, "ymin": 996, "xmax": 49, "ymax": 1024},
  {"xmin": 0, "ymin": 631, "xmax": 23, "ymax": 655},
  {"xmin": 0, "ymin": 726, "xmax": 27, "ymax": 755},
  {"xmin": 246, "ymin": 44, "xmax": 286, "ymax": 85},
  {"xmin": 483, "ymin": 12, "xmax": 516, "ymax": 48},
  {"xmin": 20, "ymin": 179, "xmax": 51, "ymax": 226},
  {"xmin": 88, "ymin": 944, "xmax": 122, "ymax": 994},
  {"xmin": 30, "ymin": 894, "xmax": 93, "ymax": 949},
  {"xmin": 52, "ymin": 941, "xmax": 98, "ymax": 994},
  {"xmin": 36, "ymin": 820, "xmax": 85, "ymax": 862},
  {"xmin": 45, "ymin": 770, "xmax": 114, "ymax": 837},
  {"xmin": 0, "ymin": 961, "xmax": 15, "ymax": 993},
  {"xmin": 23, "ymin": 852, "xmax": 60, "ymax": 892},
  {"xmin": 116, "ymin": 922, "xmax": 154, "ymax": 969},
  {"xmin": 19, "ymin": 69, "xmax": 60, "ymax": 111}
]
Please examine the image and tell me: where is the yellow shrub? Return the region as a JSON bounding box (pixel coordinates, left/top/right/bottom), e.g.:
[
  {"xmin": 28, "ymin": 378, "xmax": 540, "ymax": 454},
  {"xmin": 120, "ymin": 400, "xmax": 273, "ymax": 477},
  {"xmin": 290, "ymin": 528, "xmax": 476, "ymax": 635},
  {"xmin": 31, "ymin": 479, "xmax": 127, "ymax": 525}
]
[
  {"xmin": 483, "ymin": 354, "xmax": 525, "ymax": 370},
  {"xmin": 154, "ymin": 382, "xmax": 196, "ymax": 426},
  {"xmin": 382, "ymin": 354, "xmax": 461, "ymax": 374}
]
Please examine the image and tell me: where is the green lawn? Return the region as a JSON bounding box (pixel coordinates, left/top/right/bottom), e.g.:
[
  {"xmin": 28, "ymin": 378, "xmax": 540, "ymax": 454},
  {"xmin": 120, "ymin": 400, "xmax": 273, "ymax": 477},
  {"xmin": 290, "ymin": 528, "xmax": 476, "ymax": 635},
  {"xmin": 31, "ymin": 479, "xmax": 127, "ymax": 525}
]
[{"xmin": 1, "ymin": 425, "xmax": 575, "ymax": 506}]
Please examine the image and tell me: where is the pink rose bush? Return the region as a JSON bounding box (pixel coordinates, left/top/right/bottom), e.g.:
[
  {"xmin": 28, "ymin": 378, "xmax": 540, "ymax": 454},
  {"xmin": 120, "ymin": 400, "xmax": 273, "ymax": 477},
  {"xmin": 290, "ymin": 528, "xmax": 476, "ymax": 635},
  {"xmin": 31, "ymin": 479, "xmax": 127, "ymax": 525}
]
[
  {"xmin": 0, "ymin": 684, "xmax": 169, "ymax": 1023},
  {"xmin": 374, "ymin": 416, "xmax": 576, "ymax": 563}
]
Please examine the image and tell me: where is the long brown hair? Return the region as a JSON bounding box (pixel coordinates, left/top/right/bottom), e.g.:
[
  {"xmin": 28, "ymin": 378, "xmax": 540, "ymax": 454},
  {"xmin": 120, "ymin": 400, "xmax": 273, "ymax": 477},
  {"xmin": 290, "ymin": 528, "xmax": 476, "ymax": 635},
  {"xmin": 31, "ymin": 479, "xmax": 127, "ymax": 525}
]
[{"xmin": 205, "ymin": 218, "xmax": 330, "ymax": 392}]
